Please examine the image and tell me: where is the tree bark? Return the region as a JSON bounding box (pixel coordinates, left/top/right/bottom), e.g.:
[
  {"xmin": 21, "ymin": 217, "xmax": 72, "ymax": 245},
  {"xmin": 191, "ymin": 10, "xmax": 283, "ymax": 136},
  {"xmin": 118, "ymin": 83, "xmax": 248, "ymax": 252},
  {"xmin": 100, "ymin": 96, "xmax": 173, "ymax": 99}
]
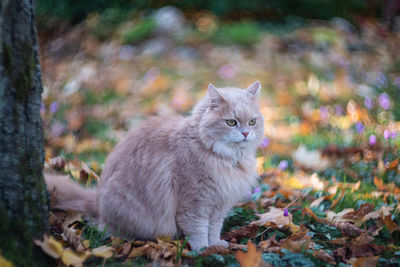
[{"xmin": 0, "ymin": 0, "xmax": 49, "ymax": 266}]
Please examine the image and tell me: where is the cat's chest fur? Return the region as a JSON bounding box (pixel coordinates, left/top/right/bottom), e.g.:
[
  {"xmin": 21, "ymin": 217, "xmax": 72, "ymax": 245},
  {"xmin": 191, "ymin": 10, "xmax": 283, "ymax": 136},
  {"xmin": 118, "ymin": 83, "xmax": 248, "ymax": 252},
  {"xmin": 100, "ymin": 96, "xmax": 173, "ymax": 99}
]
[{"xmin": 174, "ymin": 134, "xmax": 258, "ymax": 209}]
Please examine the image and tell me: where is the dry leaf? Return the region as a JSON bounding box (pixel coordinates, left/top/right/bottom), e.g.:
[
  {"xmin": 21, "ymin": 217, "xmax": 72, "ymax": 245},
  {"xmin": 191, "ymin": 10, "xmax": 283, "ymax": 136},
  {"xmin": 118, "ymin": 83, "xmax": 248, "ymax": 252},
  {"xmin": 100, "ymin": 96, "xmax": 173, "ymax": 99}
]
[
  {"xmin": 49, "ymin": 212, "xmax": 84, "ymax": 253},
  {"xmin": 343, "ymin": 203, "xmax": 375, "ymax": 220},
  {"xmin": 335, "ymin": 244, "xmax": 384, "ymax": 261},
  {"xmin": 362, "ymin": 206, "xmax": 394, "ymax": 222},
  {"xmin": 353, "ymin": 256, "xmax": 380, "ymax": 267},
  {"xmin": 382, "ymin": 215, "xmax": 399, "ymax": 233},
  {"xmin": 128, "ymin": 246, "xmax": 147, "ymax": 258},
  {"xmin": 280, "ymin": 230, "xmax": 311, "ymax": 253},
  {"xmin": 254, "ymin": 207, "xmax": 291, "ymax": 228},
  {"xmin": 326, "ymin": 237, "xmax": 348, "ymax": 245},
  {"xmin": 222, "ymin": 224, "xmax": 258, "ymax": 243},
  {"xmin": 92, "ymin": 245, "xmax": 113, "ymax": 259},
  {"xmin": 34, "ymin": 235, "xmax": 64, "ymax": 259},
  {"xmin": 331, "ymin": 221, "xmax": 365, "ymax": 237},
  {"xmin": 61, "ymin": 248, "xmax": 88, "ymax": 267},
  {"xmin": 313, "ymin": 249, "xmax": 336, "ymax": 265},
  {"xmin": 309, "ymin": 196, "xmax": 325, "ymax": 208},
  {"xmin": 235, "ymin": 241, "xmax": 267, "ymax": 267},
  {"xmin": 0, "ymin": 255, "xmax": 12, "ymax": 267}
]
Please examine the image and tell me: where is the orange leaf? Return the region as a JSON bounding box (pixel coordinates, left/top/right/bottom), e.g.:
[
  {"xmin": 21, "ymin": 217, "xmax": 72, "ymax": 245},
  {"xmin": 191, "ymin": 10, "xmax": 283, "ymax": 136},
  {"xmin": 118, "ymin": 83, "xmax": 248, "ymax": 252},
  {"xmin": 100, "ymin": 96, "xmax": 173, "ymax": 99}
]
[
  {"xmin": 383, "ymin": 215, "xmax": 399, "ymax": 233},
  {"xmin": 373, "ymin": 177, "xmax": 385, "ymax": 190},
  {"xmin": 353, "ymin": 256, "xmax": 380, "ymax": 267},
  {"xmin": 388, "ymin": 158, "xmax": 399, "ymax": 170},
  {"xmin": 235, "ymin": 241, "xmax": 266, "ymax": 267}
]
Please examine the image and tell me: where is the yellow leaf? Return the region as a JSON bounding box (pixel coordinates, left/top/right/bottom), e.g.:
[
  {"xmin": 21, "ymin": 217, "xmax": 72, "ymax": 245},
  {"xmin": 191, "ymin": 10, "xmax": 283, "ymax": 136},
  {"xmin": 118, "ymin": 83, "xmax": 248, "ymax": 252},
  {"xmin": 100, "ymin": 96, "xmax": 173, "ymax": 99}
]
[
  {"xmin": 92, "ymin": 245, "xmax": 113, "ymax": 259},
  {"xmin": 34, "ymin": 235, "xmax": 63, "ymax": 259},
  {"xmin": 0, "ymin": 254, "xmax": 13, "ymax": 267},
  {"xmin": 61, "ymin": 248, "xmax": 88, "ymax": 267}
]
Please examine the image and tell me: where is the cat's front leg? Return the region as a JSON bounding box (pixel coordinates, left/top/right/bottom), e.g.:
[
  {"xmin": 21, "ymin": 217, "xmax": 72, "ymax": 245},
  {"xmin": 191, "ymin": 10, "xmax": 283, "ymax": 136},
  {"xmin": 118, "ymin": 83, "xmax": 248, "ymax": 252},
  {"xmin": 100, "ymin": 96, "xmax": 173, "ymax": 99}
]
[
  {"xmin": 176, "ymin": 214, "xmax": 209, "ymax": 251},
  {"xmin": 208, "ymin": 213, "xmax": 229, "ymax": 247}
]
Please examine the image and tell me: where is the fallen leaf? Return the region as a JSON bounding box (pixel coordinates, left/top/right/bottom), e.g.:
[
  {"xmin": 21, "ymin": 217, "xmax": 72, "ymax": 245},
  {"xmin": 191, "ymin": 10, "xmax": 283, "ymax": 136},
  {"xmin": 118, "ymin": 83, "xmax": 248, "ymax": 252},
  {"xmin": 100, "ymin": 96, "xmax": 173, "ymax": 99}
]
[
  {"xmin": 362, "ymin": 206, "xmax": 394, "ymax": 222},
  {"xmin": 254, "ymin": 207, "xmax": 291, "ymax": 228},
  {"xmin": 34, "ymin": 235, "xmax": 64, "ymax": 259},
  {"xmin": 343, "ymin": 203, "xmax": 375, "ymax": 220},
  {"xmin": 0, "ymin": 254, "xmax": 13, "ymax": 267},
  {"xmin": 302, "ymin": 207, "xmax": 325, "ymax": 223},
  {"xmin": 313, "ymin": 249, "xmax": 336, "ymax": 265},
  {"xmin": 382, "ymin": 215, "xmax": 399, "ymax": 233},
  {"xmin": 309, "ymin": 196, "xmax": 325, "ymax": 208},
  {"xmin": 280, "ymin": 231, "xmax": 311, "ymax": 253},
  {"xmin": 335, "ymin": 244, "xmax": 384, "ymax": 261},
  {"xmin": 128, "ymin": 245, "xmax": 147, "ymax": 258},
  {"xmin": 331, "ymin": 221, "xmax": 365, "ymax": 237},
  {"xmin": 235, "ymin": 241, "xmax": 267, "ymax": 267},
  {"xmin": 61, "ymin": 248, "xmax": 88, "ymax": 267},
  {"xmin": 92, "ymin": 245, "xmax": 113, "ymax": 259},
  {"xmin": 353, "ymin": 256, "xmax": 380, "ymax": 267},
  {"xmin": 374, "ymin": 177, "xmax": 385, "ymax": 190},
  {"xmin": 222, "ymin": 224, "xmax": 258, "ymax": 243},
  {"xmin": 326, "ymin": 237, "xmax": 348, "ymax": 245}
]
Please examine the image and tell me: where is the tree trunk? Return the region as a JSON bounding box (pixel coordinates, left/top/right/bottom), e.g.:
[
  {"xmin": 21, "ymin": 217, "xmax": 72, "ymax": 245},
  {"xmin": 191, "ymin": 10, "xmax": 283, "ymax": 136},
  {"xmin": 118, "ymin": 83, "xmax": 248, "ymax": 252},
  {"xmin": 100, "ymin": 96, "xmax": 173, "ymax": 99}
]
[{"xmin": 0, "ymin": 0, "xmax": 49, "ymax": 266}]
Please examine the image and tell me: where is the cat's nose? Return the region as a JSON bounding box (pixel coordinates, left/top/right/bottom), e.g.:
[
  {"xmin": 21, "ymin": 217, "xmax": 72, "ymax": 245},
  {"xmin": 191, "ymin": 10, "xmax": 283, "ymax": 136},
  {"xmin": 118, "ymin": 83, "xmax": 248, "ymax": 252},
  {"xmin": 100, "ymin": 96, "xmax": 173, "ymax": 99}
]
[{"xmin": 242, "ymin": 131, "xmax": 249, "ymax": 138}]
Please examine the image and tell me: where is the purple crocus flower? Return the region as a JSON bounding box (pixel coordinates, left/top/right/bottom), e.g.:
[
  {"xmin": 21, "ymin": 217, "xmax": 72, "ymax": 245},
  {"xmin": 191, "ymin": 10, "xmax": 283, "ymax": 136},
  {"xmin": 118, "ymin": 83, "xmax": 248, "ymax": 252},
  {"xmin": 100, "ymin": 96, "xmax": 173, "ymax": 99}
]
[
  {"xmin": 253, "ymin": 187, "xmax": 261, "ymax": 195},
  {"xmin": 49, "ymin": 101, "xmax": 59, "ymax": 113},
  {"xmin": 391, "ymin": 130, "xmax": 397, "ymax": 139},
  {"xmin": 278, "ymin": 160, "xmax": 288, "ymax": 171},
  {"xmin": 335, "ymin": 105, "xmax": 344, "ymax": 116},
  {"xmin": 379, "ymin": 93, "xmax": 390, "ymax": 110},
  {"xmin": 384, "ymin": 129, "xmax": 391, "ymax": 140},
  {"xmin": 259, "ymin": 137, "xmax": 270, "ymax": 149},
  {"xmin": 364, "ymin": 97, "xmax": 374, "ymax": 110},
  {"xmin": 355, "ymin": 122, "xmax": 364, "ymax": 133},
  {"xmin": 283, "ymin": 208, "xmax": 289, "ymax": 217},
  {"xmin": 369, "ymin": 135, "xmax": 377, "ymax": 146}
]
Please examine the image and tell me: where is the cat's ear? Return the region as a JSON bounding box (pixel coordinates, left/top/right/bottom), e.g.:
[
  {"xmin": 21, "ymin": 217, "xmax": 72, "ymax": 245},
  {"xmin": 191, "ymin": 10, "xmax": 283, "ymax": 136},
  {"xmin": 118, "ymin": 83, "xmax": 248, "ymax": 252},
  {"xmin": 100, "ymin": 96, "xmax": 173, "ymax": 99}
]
[
  {"xmin": 246, "ymin": 81, "xmax": 261, "ymax": 97},
  {"xmin": 208, "ymin": 84, "xmax": 225, "ymax": 109}
]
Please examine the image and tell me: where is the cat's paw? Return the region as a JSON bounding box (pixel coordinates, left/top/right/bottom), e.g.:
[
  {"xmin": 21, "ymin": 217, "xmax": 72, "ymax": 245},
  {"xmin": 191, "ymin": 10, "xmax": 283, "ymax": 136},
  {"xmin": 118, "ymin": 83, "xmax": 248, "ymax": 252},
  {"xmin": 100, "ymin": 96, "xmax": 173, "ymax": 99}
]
[
  {"xmin": 189, "ymin": 241, "xmax": 208, "ymax": 251},
  {"xmin": 209, "ymin": 239, "xmax": 229, "ymax": 248}
]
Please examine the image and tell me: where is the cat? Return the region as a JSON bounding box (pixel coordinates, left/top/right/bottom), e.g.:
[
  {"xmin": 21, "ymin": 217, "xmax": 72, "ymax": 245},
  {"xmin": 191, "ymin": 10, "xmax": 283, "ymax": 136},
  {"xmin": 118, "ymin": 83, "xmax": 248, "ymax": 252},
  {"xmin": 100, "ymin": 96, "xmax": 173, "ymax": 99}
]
[{"xmin": 45, "ymin": 81, "xmax": 264, "ymax": 250}]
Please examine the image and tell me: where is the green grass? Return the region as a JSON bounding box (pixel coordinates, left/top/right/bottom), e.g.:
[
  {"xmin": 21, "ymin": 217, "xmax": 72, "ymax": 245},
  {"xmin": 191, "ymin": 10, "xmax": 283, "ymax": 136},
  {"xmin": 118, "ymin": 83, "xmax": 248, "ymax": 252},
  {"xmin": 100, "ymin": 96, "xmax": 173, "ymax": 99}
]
[
  {"xmin": 82, "ymin": 223, "xmax": 110, "ymax": 248},
  {"xmin": 121, "ymin": 18, "xmax": 156, "ymax": 44},
  {"xmin": 213, "ymin": 21, "xmax": 261, "ymax": 46}
]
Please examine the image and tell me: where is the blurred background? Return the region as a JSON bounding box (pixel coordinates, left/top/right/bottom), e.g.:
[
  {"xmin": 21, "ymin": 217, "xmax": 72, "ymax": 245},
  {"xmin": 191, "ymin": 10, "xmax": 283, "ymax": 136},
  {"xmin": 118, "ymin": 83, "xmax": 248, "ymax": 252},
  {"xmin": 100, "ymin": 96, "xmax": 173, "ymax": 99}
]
[{"xmin": 38, "ymin": 0, "xmax": 400, "ymax": 184}]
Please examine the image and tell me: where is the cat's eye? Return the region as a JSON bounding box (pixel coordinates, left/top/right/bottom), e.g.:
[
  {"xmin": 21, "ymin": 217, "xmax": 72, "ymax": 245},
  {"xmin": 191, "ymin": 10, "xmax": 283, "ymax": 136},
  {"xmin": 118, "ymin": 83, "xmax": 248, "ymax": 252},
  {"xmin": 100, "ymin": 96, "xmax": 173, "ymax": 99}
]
[
  {"xmin": 249, "ymin": 119, "xmax": 256, "ymax": 126},
  {"xmin": 226, "ymin": 119, "xmax": 237, "ymax": 126}
]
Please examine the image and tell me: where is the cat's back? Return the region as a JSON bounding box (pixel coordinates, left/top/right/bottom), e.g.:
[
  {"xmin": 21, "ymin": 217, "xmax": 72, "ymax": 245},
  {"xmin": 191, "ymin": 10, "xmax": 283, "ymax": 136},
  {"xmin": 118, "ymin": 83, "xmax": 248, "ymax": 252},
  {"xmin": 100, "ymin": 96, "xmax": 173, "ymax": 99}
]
[{"xmin": 100, "ymin": 115, "xmax": 184, "ymax": 182}]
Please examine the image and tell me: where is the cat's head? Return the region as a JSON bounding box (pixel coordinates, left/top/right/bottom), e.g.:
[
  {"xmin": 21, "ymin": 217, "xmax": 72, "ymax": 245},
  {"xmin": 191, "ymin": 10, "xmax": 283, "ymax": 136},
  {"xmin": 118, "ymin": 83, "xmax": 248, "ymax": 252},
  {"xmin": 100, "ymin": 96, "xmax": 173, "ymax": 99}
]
[{"xmin": 194, "ymin": 81, "xmax": 264, "ymax": 160}]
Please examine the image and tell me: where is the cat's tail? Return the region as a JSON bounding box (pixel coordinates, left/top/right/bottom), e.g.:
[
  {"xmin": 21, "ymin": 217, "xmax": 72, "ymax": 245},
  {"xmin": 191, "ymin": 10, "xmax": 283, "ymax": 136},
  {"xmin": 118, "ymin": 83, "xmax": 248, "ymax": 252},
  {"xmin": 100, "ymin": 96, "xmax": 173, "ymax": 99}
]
[{"xmin": 44, "ymin": 172, "xmax": 99, "ymax": 219}]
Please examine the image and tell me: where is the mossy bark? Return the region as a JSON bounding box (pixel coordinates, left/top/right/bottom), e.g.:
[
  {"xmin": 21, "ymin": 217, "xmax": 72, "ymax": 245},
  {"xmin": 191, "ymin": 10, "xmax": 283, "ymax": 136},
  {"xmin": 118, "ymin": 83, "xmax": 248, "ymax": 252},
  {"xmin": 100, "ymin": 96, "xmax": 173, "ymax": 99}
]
[{"xmin": 0, "ymin": 0, "xmax": 50, "ymax": 266}]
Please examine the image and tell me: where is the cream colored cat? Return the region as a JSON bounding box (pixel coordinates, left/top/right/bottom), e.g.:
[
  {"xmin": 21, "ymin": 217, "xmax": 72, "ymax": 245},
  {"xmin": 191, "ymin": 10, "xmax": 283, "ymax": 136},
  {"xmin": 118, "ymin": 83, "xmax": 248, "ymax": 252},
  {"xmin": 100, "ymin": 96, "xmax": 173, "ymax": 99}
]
[{"xmin": 45, "ymin": 81, "xmax": 264, "ymax": 250}]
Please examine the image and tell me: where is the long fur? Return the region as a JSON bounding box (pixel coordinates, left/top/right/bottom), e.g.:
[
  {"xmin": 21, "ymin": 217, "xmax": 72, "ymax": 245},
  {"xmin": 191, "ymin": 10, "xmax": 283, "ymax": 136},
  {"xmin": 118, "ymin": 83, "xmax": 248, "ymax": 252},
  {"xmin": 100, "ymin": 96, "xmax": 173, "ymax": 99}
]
[
  {"xmin": 45, "ymin": 173, "xmax": 98, "ymax": 219},
  {"xmin": 45, "ymin": 82, "xmax": 264, "ymax": 250}
]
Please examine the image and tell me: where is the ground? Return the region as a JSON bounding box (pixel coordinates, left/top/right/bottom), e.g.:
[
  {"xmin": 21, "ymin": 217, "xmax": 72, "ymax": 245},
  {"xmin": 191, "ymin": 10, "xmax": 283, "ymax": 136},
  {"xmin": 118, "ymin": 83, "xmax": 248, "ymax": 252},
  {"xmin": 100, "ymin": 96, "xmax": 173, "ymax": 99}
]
[{"xmin": 36, "ymin": 8, "xmax": 400, "ymax": 266}]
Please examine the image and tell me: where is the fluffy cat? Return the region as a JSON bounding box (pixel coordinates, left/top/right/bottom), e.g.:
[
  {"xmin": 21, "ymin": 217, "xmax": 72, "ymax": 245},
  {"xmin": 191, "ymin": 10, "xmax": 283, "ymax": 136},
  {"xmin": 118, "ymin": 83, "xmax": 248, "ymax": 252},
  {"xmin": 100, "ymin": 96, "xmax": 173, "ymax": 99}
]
[{"xmin": 45, "ymin": 81, "xmax": 264, "ymax": 250}]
